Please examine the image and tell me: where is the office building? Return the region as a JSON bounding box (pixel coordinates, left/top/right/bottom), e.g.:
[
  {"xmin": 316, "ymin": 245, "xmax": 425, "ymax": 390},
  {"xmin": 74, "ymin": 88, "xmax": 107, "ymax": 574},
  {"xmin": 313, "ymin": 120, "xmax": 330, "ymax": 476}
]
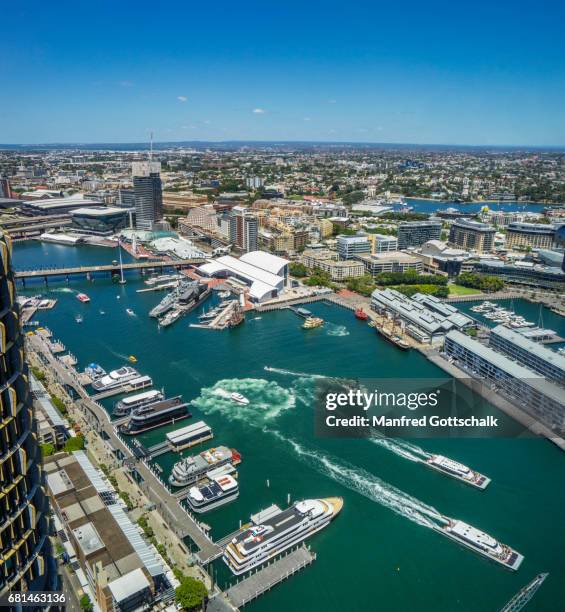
[
  {"xmin": 117, "ymin": 189, "xmax": 136, "ymax": 209},
  {"xmin": 0, "ymin": 232, "xmax": 56, "ymax": 596},
  {"xmin": 337, "ymin": 235, "xmax": 371, "ymax": 260},
  {"xmin": 397, "ymin": 220, "xmax": 442, "ymax": 249},
  {"xmin": 472, "ymin": 259, "xmax": 565, "ymax": 290},
  {"xmin": 45, "ymin": 451, "xmax": 164, "ymax": 612},
  {"xmin": 489, "ymin": 325, "xmax": 565, "ymax": 385},
  {"xmin": 371, "ymin": 288, "xmax": 473, "ymax": 344},
  {"xmin": 132, "ymin": 161, "xmax": 163, "ymax": 230},
  {"xmin": 0, "ymin": 177, "xmax": 12, "ymax": 199},
  {"xmin": 506, "ymin": 222, "xmax": 556, "ymax": 250},
  {"xmin": 370, "ymin": 234, "xmax": 398, "ymax": 253},
  {"xmin": 356, "ymin": 252, "xmax": 423, "ymax": 277},
  {"xmin": 448, "ymin": 219, "xmax": 495, "ymax": 253},
  {"xmin": 229, "ymin": 206, "xmax": 258, "ymax": 252},
  {"xmin": 302, "ymin": 249, "xmax": 365, "ymax": 281},
  {"xmin": 444, "ymin": 330, "xmax": 564, "ymax": 432}
]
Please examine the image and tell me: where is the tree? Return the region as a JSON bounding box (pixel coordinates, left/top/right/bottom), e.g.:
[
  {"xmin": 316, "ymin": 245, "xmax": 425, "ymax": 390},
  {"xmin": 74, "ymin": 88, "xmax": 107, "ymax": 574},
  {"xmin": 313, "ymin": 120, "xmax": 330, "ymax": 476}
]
[
  {"xmin": 80, "ymin": 594, "xmax": 93, "ymax": 612},
  {"xmin": 64, "ymin": 435, "xmax": 85, "ymax": 453},
  {"xmin": 41, "ymin": 443, "xmax": 55, "ymax": 457},
  {"xmin": 175, "ymin": 577, "xmax": 207, "ymax": 611},
  {"xmin": 289, "ymin": 262, "xmax": 308, "ymax": 277}
]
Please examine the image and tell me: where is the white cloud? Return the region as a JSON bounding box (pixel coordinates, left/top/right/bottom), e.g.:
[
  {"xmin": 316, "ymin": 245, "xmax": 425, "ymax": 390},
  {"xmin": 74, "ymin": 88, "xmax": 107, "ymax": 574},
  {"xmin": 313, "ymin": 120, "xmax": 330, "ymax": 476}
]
[
  {"xmin": 303, "ymin": 117, "xmax": 311, "ymax": 122},
  {"xmin": 252, "ymin": 108, "xmax": 266, "ymax": 114},
  {"xmin": 177, "ymin": 96, "xmax": 188, "ymax": 102}
]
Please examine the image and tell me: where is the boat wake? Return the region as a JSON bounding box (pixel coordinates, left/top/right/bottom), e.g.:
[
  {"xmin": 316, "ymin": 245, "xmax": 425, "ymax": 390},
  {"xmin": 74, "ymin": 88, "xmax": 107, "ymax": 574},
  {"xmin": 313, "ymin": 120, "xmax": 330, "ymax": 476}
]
[
  {"xmin": 271, "ymin": 430, "xmax": 443, "ymax": 530},
  {"xmin": 368, "ymin": 434, "xmax": 430, "ymax": 463},
  {"xmin": 191, "ymin": 378, "xmax": 295, "ymax": 422},
  {"xmin": 326, "ymin": 323, "xmax": 350, "ymax": 337},
  {"xmin": 49, "ymin": 287, "xmax": 75, "ymax": 294},
  {"xmin": 264, "ymin": 366, "xmax": 327, "ymax": 380}
]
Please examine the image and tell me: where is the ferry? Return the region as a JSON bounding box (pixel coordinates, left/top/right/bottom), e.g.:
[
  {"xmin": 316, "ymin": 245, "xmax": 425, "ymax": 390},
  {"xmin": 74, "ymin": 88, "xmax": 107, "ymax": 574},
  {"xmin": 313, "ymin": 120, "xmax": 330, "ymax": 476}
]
[
  {"xmin": 302, "ymin": 317, "xmax": 324, "ymax": 329},
  {"xmin": 224, "ymin": 497, "xmax": 343, "ymax": 575},
  {"xmin": 230, "ymin": 392, "xmax": 250, "ymax": 405},
  {"xmin": 76, "ymin": 293, "xmax": 90, "ymax": 303},
  {"xmin": 169, "ymin": 445, "xmax": 241, "ymax": 487},
  {"xmin": 119, "ymin": 396, "xmax": 191, "ymax": 435},
  {"xmin": 186, "ymin": 472, "xmax": 239, "ymax": 513},
  {"xmin": 113, "ymin": 389, "xmax": 164, "ymax": 417},
  {"xmin": 435, "ymin": 518, "xmax": 523, "ymax": 570},
  {"xmin": 91, "ymin": 366, "xmax": 139, "ymax": 391},
  {"xmin": 425, "ymin": 455, "xmax": 491, "ymax": 490},
  {"xmin": 354, "ymin": 308, "xmax": 369, "ymax": 321}
]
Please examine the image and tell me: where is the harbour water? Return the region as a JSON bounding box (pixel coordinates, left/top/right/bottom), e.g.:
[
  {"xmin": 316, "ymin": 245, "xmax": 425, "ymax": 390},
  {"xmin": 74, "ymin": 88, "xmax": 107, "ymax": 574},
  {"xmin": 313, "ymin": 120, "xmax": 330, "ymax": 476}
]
[
  {"xmin": 14, "ymin": 242, "xmax": 565, "ymax": 611},
  {"xmin": 405, "ymin": 198, "xmax": 550, "ymax": 214}
]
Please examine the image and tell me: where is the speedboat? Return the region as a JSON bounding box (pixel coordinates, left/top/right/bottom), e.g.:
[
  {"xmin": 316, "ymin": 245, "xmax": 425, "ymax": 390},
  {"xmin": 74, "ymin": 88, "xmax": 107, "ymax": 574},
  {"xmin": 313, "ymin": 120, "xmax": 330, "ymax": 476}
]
[
  {"xmin": 76, "ymin": 293, "xmax": 90, "ymax": 303},
  {"xmin": 128, "ymin": 355, "xmax": 137, "ymax": 363},
  {"xmin": 230, "ymin": 392, "xmax": 250, "ymax": 405},
  {"xmin": 126, "ymin": 308, "xmax": 135, "ymax": 316}
]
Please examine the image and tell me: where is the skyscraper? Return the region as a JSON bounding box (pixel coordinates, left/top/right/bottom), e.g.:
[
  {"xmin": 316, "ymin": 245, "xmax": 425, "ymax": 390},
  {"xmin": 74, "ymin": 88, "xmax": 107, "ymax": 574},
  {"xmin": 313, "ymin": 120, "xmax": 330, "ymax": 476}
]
[
  {"xmin": 229, "ymin": 206, "xmax": 258, "ymax": 252},
  {"xmin": 132, "ymin": 161, "xmax": 163, "ymax": 230},
  {"xmin": 0, "ymin": 232, "xmax": 56, "ymax": 595},
  {"xmin": 0, "ymin": 177, "xmax": 12, "ymax": 199}
]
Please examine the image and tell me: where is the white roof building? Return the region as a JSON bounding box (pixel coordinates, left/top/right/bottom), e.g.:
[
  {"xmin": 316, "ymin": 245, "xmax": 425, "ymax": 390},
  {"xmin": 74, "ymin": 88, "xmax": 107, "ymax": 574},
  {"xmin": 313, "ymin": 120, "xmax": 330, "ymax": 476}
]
[{"xmin": 240, "ymin": 250, "xmax": 289, "ymax": 276}]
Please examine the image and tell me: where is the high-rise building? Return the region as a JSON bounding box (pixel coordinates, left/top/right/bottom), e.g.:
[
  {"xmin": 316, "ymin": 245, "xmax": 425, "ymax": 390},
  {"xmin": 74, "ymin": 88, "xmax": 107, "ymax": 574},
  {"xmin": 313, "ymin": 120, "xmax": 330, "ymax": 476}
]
[
  {"xmin": 397, "ymin": 220, "xmax": 442, "ymax": 250},
  {"xmin": 132, "ymin": 161, "xmax": 163, "ymax": 230},
  {"xmin": 505, "ymin": 222, "xmax": 556, "ymax": 250},
  {"xmin": 336, "ymin": 235, "xmax": 371, "ymax": 260},
  {"xmin": 0, "ymin": 232, "xmax": 56, "ymax": 595},
  {"xmin": 230, "ymin": 206, "xmax": 258, "ymax": 252},
  {"xmin": 0, "ymin": 177, "xmax": 12, "ymax": 199},
  {"xmin": 448, "ymin": 219, "xmax": 496, "ymax": 253}
]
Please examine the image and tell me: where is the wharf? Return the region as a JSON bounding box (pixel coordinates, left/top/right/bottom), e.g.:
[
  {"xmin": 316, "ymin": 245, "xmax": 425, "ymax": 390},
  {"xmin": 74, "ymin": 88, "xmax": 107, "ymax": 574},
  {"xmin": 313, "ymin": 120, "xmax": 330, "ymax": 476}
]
[{"xmin": 225, "ymin": 545, "xmax": 316, "ymax": 608}]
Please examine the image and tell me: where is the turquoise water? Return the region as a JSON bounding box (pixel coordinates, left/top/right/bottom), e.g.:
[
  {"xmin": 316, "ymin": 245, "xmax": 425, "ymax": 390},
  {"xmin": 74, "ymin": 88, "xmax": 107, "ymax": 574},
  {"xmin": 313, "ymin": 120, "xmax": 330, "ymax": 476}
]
[
  {"xmin": 405, "ymin": 198, "xmax": 548, "ymax": 214},
  {"xmin": 15, "ymin": 243, "xmax": 565, "ymax": 611}
]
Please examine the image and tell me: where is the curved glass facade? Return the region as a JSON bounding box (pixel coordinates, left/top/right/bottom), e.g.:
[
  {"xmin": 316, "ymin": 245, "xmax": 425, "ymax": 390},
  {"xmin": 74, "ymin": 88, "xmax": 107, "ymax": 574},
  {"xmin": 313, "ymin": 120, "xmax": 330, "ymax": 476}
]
[{"xmin": 0, "ymin": 232, "xmax": 55, "ymax": 595}]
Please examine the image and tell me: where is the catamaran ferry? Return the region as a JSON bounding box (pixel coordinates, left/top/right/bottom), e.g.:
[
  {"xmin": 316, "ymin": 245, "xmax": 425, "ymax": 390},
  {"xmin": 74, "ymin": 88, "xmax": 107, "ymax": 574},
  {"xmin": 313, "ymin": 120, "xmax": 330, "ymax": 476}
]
[
  {"xmin": 425, "ymin": 455, "xmax": 491, "ymax": 489},
  {"xmin": 113, "ymin": 389, "xmax": 164, "ymax": 417},
  {"xmin": 435, "ymin": 518, "xmax": 523, "ymax": 570},
  {"xmin": 119, "ymin": 396, "xmax": 191, "ymax": 435},
  {"xmin": 224, "ymin": 497, "xmax": 343, "ymax": 575}
]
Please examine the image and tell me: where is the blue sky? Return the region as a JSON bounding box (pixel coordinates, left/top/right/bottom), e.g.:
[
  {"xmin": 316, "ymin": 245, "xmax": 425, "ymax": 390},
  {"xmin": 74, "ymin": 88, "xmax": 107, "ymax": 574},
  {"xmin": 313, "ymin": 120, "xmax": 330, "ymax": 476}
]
[{"xmin": 1, "ymin": 0, "xmax": 564, "ymax": 146}]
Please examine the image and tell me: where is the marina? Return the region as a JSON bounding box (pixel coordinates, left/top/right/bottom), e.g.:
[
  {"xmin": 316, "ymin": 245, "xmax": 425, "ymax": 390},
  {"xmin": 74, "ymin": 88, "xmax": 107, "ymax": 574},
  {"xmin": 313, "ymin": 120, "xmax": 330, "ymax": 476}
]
[{"xmin": 13, "ymin": 241, "xmax": 565, "ymax": 612}]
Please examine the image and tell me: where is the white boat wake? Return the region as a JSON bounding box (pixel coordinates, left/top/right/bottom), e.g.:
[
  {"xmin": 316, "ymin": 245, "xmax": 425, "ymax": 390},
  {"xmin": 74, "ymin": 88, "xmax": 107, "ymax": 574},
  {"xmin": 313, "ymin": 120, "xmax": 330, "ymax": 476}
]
[
  {"xmin": 326, "ymin": 323, "xmax": 350, "ymax": 337},
  {"xmin": 368, "ymin": 433, "xmax": 431, "ymax": 463},
  {"xmin": 264, "ymin": 366, "xmax": 327, "ymax": 380},
  {"xmin": 271, "ymin": 430, "xmax": 443, "ymax": 529}
]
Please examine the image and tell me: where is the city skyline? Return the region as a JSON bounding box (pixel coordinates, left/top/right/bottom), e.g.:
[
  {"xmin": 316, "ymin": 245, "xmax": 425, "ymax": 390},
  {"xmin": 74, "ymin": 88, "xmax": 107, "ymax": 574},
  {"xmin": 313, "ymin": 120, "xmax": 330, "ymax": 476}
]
[{"xmin": 2, "ymin": 1, "xmax": 565, "ymax": 146}]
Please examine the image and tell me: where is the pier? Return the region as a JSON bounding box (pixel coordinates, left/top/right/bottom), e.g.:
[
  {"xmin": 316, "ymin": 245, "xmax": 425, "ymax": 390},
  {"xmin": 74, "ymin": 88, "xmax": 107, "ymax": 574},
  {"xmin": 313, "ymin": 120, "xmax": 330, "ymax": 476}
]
[{"xmin": 224, "ymin": 545, "xmax": 316, "ymax": 608}]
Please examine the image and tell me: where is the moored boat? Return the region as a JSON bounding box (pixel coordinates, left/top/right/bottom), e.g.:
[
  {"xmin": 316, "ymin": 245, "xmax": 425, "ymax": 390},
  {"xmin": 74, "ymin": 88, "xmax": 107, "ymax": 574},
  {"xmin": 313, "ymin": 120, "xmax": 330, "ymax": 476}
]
[{"xmin": 354, "ymin": 308, "xmax": 369, "ymax": 321}]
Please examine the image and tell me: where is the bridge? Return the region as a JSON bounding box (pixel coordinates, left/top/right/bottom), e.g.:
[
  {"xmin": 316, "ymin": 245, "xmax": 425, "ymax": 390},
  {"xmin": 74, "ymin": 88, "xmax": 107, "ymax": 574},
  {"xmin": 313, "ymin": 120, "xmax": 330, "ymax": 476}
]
[{"xmin": 14, "ymin": 257, "xmax": 206, "ymax": 282}]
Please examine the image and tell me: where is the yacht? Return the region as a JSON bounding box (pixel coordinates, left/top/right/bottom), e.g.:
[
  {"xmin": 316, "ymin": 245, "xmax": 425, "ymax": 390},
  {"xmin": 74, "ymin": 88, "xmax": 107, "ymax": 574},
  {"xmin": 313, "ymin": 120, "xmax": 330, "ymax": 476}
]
[
  {"xmin": 435, "ymin": 519, "xmax": 523, "ymax": 570},
  {"xmin": 169, "ymin": 446, "xmax": 241, "ymax": 487},
  {"xmin": 425, "ymin": 455, "xmax": 491, "ymax": 489},
  {"xmin": 224, "ymin": 497, "xmax": 343, "ymax": 575},
  {"xmin": 119, "ymin": 396, "xmax": 191, "ymax": 435},
  {"xmin": 150, "ymin": 291, "xmax": 178, "ymax": 318},
  {"xmin": 230, "ymin": 392, "xmax": 250, "ymax": 406},
  {"xmin": 159, "ymin": 309, "xmax": 182, "ymax": 327},
  {"xmin": 113, "ymin": 389, "xmax": 164, "ymax": 417},
  {"xmin": 186, "ymin": 472, "xmax": 239, "ymax": 513},
  {"xmin": 91, "ymin": 366, "xmax": 139, "ymax": 391},
  {"xmin": 84, "ymin": 363, "xmax": 106, "ymax": 381}
]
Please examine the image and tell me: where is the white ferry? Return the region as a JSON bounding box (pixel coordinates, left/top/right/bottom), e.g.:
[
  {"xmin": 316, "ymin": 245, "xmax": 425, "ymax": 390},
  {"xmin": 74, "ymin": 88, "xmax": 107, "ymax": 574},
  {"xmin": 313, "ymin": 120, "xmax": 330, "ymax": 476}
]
[
  {"xmin": 435, "ymin": 519, "xmax": 523, "ymax": 570},
  {"xmin": 169, "ymin": 446, "xmax": 241, "ymax": 487},
  {"xmin": 425, "ymin": 455, "xmax": 491, "ymax": 490},
  {"xmin": 230, "ymin": 392, "xmax": 249, "ymax": 405},
  {"xmin": 186, "ymin": 472, "xmax": 239, "ymax": 513},
  {"xmin": 91, "ymin": 366, "xmax": 139, "ymax": 392},
  {"xmin": 224, "ymin": 497, "xmax": 343, "ymax": 575},
  {"xmin": 113, "ymin": 389, "xmax": 164, "ymax": 417}
]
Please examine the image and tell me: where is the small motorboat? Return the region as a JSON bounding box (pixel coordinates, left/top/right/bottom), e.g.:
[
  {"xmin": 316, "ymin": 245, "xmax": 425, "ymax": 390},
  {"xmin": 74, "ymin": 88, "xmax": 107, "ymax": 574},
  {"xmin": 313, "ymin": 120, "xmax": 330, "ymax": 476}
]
[
  {"xmin": 128, "ymin": 355, "xmax": 137, "ymax": 363},
  {"xmin": 230, "ymin": 392, "xmax": 250, "ymax": 405},
  {"xmin": 76, "ymin": 293, "xmax": 90, "ymax": 303},
  {"xmin": 354, "ymin": 308, "xmax": 369, "ymax": 321},
  {"xmin": 126, "ymin": 308, "xmax": 135, "ymax": 316}
]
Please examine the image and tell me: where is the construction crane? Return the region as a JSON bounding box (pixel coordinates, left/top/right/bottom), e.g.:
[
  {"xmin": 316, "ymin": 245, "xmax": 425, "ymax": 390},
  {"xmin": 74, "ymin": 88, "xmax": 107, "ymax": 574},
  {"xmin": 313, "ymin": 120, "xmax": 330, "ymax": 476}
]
[{"xmin": 499, "ymin": 573, "xmax": 549, "ymax": 612}]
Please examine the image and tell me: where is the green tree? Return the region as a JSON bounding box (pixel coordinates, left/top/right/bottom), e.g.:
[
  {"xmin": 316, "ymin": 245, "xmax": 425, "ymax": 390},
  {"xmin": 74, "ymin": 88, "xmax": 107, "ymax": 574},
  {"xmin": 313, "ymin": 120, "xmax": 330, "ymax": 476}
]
[
  {"xmin": 289, "ymin": 262, "xmax": 308, "ymax": 277},
  {"xmin": 175, "ymin": 577, "xmax": 207, "ymax": 611},
  {"xmin": 63, "ymin": 435, "xmax": 85, "ymax": 453},
  {"xmin": 40, "ymin": 443, "xmax": 55, "ymax": 457},
  {"xmin": 80, "ymin": 594, "xmax": 93, "ymax": 612}
]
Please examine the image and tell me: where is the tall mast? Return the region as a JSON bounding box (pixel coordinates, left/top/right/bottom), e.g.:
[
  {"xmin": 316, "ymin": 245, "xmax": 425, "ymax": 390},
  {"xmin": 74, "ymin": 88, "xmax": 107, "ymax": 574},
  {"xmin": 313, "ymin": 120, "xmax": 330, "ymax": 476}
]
[{"xmin": 118, "ymin": 239, "xmax": 126, "ymax": 284}]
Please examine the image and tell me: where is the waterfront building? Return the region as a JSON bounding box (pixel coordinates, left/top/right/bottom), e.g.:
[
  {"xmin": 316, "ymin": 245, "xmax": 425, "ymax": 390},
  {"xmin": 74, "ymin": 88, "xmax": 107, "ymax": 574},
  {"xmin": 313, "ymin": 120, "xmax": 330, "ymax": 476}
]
[
  {"xmin": 489, "ymin": 325, "xmax": 565, "ymax": 386},
  {"xmin": 0, "ymin": 232, "xmax": 56, "ymax": 595},
  {"xmin": 337, "ymin": 235, "xmax": 371, "ymax": 260},
  {"xmin": 230, "ymin": 206, "xmax": 258, "ymax": 252},
  {"xmin": 506, "ymin": 222, "xmax": 556, "ymax": 250},
  {"xmin": 21, "ymin": 195, "xmax": 103, "ymax": 216},
  {"xmin": 371, "ymin": 288, "xmax": 473, "ymax": 344},
  {"xmin": 45, "ymin": 451, "xmax": 163, "ymax": 611},
  {"xmin": 132, "ymin": 161, "xmax": 163, "ymax": 230},
  {"xmin": 302, "ymin": 249, "xmax": 365, "ymax": 281},
  {"xmin": 471, "ymin": 259, "xmax": 565, "ymax": 290},
  {"xmin": 397, "ymin": 220, "xmax": 442, "ymax": 250},
  {"xmin": 448, "ymin": 219, "xmax": 495, "ymax": 253},
  {"xmin": 70, "ymin": 206, "xmax": 128, "ymax": 236},
  {"xmin": 356, "ymin": 252, "xmax": 423, "ymax": 277},
  {"xmin": 199, "ymin": 250, "xmax": 288, "ymax": 302},
  {"xmin": 369, "ymin": 234, "xmax": 398, "ymax": 253},
  {"xmin": 444, "ymin": 330, "xmax": 565, "ymax": 432}
]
